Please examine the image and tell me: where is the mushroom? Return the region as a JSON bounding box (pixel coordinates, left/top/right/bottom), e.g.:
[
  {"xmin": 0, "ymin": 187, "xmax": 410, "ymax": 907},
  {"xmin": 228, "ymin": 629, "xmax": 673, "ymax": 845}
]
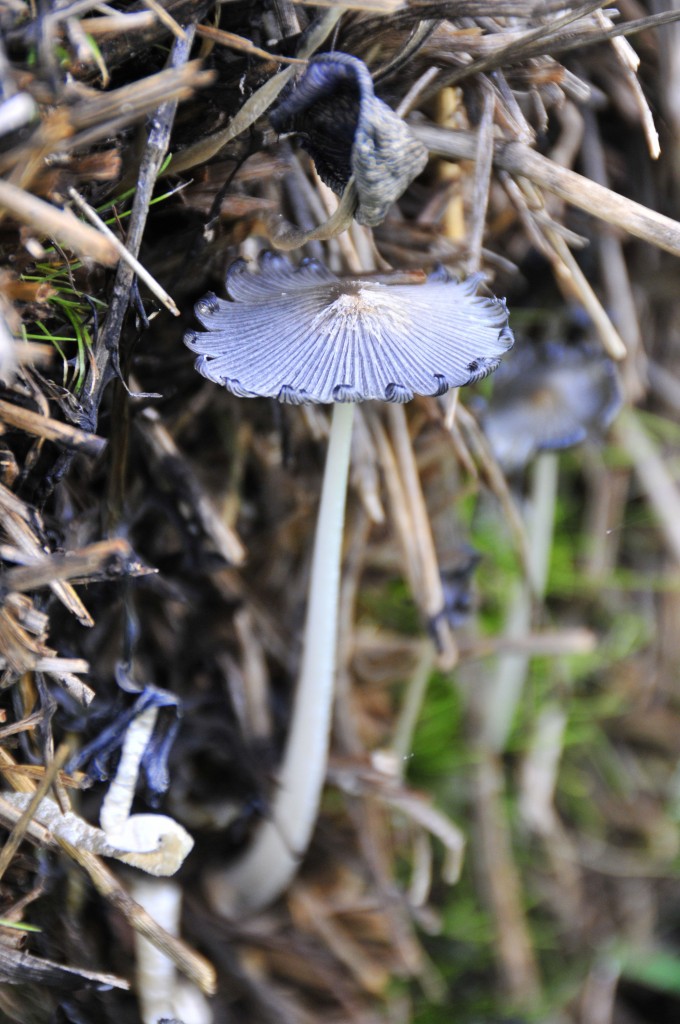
[
  {"xmin": 476, "ymin": 342, "xmax": 621, "ymax": 752},
  {"xmin": 270, "ymin": 52, "xmax": 428, "ymax": 227},
  {"xmin": 4, "ymin": 700, "xmax": 193, "ymax": 877},
  {"xmin": 185, "ymin": 251, "xmax": 513, "ymax": 914},
  {"xmin": 481, "ymin": 341, "xmax": 622, "ymax": 474}
]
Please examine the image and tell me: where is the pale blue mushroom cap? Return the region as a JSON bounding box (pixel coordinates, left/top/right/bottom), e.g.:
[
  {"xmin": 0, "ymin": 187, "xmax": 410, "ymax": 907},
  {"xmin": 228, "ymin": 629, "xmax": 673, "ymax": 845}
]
[
  {"xmin": 185, "ymin": 252, "xmax": 514, "ymax": 405},
  {"xmin": 482, "ymin": 341, "xmax": 622, "ymax": 472}
]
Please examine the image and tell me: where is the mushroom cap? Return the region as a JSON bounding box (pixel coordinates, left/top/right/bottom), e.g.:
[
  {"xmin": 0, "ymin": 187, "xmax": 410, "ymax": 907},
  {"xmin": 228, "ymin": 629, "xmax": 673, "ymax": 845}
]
[
  {"xmin": 270, "ymin": 52, "xmax": 428, "ymax": 227},
  {"xmin": 482, "ymin": 341, "xmax": 622, "ymax": 472},
  {"xmin": 185, "ymin": 252, "xmax": 514, "ymax": 405}
]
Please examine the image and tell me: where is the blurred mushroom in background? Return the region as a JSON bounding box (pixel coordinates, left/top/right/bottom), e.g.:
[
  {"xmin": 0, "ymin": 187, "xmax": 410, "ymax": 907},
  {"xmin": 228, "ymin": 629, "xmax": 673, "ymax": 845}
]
[
  {"xmin": 439, "ymin": 547, "xmax": 483, "ymax": 629},
  {"xmin": 480, "ymin": 341, "xmax": 622, "ymax": 474}
]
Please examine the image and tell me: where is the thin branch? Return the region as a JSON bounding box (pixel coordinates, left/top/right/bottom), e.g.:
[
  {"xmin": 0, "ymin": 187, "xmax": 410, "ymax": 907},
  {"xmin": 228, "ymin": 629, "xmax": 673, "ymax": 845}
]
[
  {"xmin": 0, "ymin": 398, "xmax": 106, "ymax": 456},
  {"xmin": 413, "ymin": 124, "xmax": 680, "ymax": 258},
  {"xmin": 79, "ymin": 26, "xmax": 196, "ymax": 430},
  {"xmin": 67, "ymin": 188, "xmax": 180, "ymax": 317},
  {"xmin": 0, "ymin": 180, "xmax": 118, "ymax": 265}
]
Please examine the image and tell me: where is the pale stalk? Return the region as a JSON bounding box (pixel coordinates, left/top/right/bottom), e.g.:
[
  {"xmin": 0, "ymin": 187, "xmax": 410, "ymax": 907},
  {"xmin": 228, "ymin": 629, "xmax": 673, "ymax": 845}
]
[
  {"xmin": 212, "ymin": 403, "xmax": 355, "ymax": 914},
  {"xmin": 482, "ymin": 451, "xmax": 559, "ymax": 751}
]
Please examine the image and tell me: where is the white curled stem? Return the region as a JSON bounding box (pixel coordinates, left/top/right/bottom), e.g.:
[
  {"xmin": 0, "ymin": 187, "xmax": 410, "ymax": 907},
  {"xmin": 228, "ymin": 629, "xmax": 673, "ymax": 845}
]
[
  {"xmin": 2, "ymin": 701, "xmax": 193, "ymax": 878},
  {"xmin": 100, "ymin": 705, "xmax": 158, "ymax": 836},
  {"xmin": 215, "ymin": 402, "xmax": 355, "ymax": 915}
]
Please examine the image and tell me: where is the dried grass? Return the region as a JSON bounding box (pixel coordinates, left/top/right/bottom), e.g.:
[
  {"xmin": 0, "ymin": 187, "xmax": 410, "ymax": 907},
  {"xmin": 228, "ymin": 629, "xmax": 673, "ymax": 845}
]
[{"xmin": 1, "ymin": 2, "xmax": 680, "ymax": 1023}]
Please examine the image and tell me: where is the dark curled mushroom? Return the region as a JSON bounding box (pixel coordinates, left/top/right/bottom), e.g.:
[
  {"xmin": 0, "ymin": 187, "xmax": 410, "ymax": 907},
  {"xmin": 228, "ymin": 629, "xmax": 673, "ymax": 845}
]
[
  {"xmin": 185, "ymin": 250, "xmax": 514, "ymax": 405},
  {"xmin": 187, "ymin": 252, "xmax": 513, "ymax": 914},
  {"xmin": 481, "ymin": 341, "xmax": 622, "ymax": 473},
  {"xmin": 439, "ymin": 548, "xmax": 482, "ymax": 628},
  {"xmin": 269, "ymin": 52, "xmax": 429, "ymax": 227}
]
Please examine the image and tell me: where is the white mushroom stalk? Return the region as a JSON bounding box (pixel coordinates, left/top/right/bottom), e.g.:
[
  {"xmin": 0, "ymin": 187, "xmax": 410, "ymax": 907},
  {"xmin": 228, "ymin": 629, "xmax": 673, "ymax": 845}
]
[
  {"xmin": 478, "ymin": 342, "xmax": 622, "ymax": 751},
  {"xmin": 185, "ymin": 251, "xmax": 513, "ymax": 915},
  {"xmin": 131, "ymin": 877, "xmax": 213, "ymax": 1024},
  {"xmin": 218, "ymin": 401, "xmax": 354, "ymax": 912}
]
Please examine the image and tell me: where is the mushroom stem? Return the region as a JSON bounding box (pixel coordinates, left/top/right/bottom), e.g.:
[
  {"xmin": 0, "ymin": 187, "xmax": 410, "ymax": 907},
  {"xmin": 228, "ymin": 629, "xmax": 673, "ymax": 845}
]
[
  {"xmin": 217, "ymin": 402, "xmax": 355, "ymax": 914},
  {"xmin": 481, "ymin": 451, "xmax": 559, "ymax": 752}
]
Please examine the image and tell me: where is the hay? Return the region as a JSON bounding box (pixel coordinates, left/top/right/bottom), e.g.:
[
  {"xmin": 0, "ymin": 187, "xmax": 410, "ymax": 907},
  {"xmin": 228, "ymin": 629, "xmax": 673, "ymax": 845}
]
[{"xmin": 2, "ymin": 3, "xmax": 680, "ymax": 1022}]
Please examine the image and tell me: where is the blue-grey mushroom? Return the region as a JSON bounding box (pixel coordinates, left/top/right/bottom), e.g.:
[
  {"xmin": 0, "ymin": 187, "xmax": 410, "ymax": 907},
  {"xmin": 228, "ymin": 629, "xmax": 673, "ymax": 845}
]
[
  {"xmin": 269, "ymin": 52, "xmax": 428, "ymax": 227},
  {"xmin": 439, "ymin": 548, "xmax": 482, "ymax": 629},
  {"xmin": 481, "ymin": 341, "xmax": 621, "ymax": 473},
  {"xmin": 188, "ymin": 252, "xmax": 513, "ymax": 915},
  {"xmin": 185, "ymin": 251, "xmax": 514, "ymax": 406}
]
